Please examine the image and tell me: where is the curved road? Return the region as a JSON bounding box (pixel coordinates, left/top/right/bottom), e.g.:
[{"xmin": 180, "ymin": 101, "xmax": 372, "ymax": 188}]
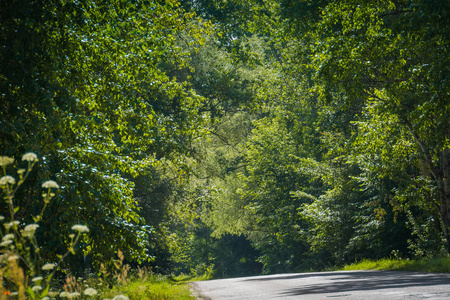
[{"xmin": 191, "ymin": 270, "xmax": 450, "ymax": 299}]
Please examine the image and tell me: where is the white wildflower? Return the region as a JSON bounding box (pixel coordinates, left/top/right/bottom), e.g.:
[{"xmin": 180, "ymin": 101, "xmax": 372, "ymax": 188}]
[
  {"xmin": 32, "ymin": 276, "xmax": 43, "ymax": 282},
  {"xmin": 23, "ymin": 224, "xmax": 39, "ymax": 237},
  {"xmin": 60, "ymin": 292, "xmax": 69, "ymax": 298},
  {"xmin": 10, "ymin": 292, "xmax": 18, "ymax": 296},
  {"xmin": 32, "ymin": 285, "xmax": 42, "ymax": 292},
  {"xmin": 22, "ymin": 152, "xmax": 38, "ymax": 162},
  {"xmin": 24, "ymin": 223, "xmax": 39, "ymax": 231},
  {"xmin": 84, "ymin": 288, "xmax": 98, "ymax": 296},
  {"xmin": 0, "ymin": 240, "xmax": 13, "ymax": 247},
  {"xmin": 2, "ymin": 233, "xmax": 14, "ymax": 241},
  {"xmin": 0, "ymin": 156, "xmax": 14, "ymax": 166},
  {"xmin": 8, "ymin": 255, "xmax": 19, "ymax": 261},
  {"xmin": 4, "ymin": 221, "xmax": 19, "ymax": 229},
  {"xmin": 42, "ymin": 263, "xmax": 57, "ymax": 271},
  {"xmin": 48, "ymin": 291, "xmax": 59, "ymax": 297},
  {"xmin": 42, "ymin": 180, "xmax": 59, "ymax": 189},
  {"xmin": 0, "ymin": 175, "xmax": 16, "ymax": 186},
  {"xmin": 0, "ymin": 216, "xmax": 4, "ymax": 221},
  {"xmin": 42, "ymin": 297, "xmax": 50, "ymax": 300},
  {"xmin": 71, "ymin": 225, "xmax": 89, "ymax": 233},
  {"xmin": 112, "ymin": 295, "xmax": 129, "ymax": 300},
  {"xmin": 68, "ymin": 292, "xmax": 81, "ymax": 299}
]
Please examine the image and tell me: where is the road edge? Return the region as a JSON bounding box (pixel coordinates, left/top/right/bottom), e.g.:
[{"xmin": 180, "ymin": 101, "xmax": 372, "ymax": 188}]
[{"xmin": 189, "ymin": 282, "xmax": 213, "ymax": 300}]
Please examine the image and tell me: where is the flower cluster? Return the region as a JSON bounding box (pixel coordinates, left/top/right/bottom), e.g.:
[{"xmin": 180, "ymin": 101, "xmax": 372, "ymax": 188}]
[
  {"xmin": 60, "ymin": 291, "xmax": 81, "ymax": 299},
  {"xmin": 113, "ymin": 295, "xmax": 129, "ymax": 300},
  {"xmin": 0, "ymin": 156, "xmax": 14, "ymax": 166},
  {"xmin": 23, "ymin": 224, "xmax": 40, "ymax": 238},
  {"xmin": 71, "ymin": 225, "xmax": 90, "ymax": 233},
  {"xmin": 42, "ymin": 180, "xmax": 60, "ymax": 189},
  {"xmin": 42, "ymin": 263, "xmax": 56, "ymax": 271},
  {"xmin": 0, "ymin": 152, "xmax": 38, "ymax": 167},
  {"xmin": 22, "ymin": 152, "xmax": 38, "ymax": 162},
  {"xmin": 84, "ymin": 288, "xmax": 98, "ymax": 297},
  {"xmin": 0, "ymin": 175, "xmax": 15, "ymax": 186}
]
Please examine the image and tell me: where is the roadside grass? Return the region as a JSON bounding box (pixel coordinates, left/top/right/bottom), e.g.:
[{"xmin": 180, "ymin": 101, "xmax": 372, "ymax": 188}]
[
  {"xmin": 174, "ymin": 274, "xmax": 212, "ymax": 282},
  {"xmin": 341, "ymin": 257, "xmax": 450, "ymax": 273},
  {"xmin": 101, "ymin": 273, "xmax": 199, "ymax": 300}
]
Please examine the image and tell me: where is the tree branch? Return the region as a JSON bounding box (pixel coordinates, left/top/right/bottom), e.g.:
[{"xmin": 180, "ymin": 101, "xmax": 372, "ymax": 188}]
[{"xmin": 403, "ymin": 118, "xmax": 440, "ymax": 181}]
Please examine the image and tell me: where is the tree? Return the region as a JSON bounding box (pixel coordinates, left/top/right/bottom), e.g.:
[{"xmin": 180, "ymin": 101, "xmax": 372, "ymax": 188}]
[
  {"xmin": 157, "ymin": 30, "xmax": 269, "ymax": 276},
  {"xmin": 281, "ymin": 0, "xmax": 450, "ymax": 249},
  {"xmin": 0, "ymin": 0, "xmax": 208, "ymax": 268},
  {"xmin": 233, "ymin": 103, "xmax": 323, "ymax": 272}
]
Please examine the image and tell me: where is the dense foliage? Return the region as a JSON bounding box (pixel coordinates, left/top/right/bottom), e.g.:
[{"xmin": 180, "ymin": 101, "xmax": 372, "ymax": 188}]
[
  {"xmin": 0, "ymin": 0, "xmax": 207, "ymax": 269},
  {"xmin": 1, "ymin": 0, "xmax": 448, "ymax": 277}
]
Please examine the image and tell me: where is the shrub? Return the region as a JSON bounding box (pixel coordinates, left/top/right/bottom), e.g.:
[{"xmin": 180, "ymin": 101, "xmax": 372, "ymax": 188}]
[{"xmin": 0, "ymin": 153, "xmax": 91, "ymax": 299}]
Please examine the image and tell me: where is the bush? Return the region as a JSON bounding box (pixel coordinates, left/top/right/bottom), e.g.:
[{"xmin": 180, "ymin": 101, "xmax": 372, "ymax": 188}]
[{"xmin": 0, "ymin": 153, "xmax": 91, "ymax": 299}]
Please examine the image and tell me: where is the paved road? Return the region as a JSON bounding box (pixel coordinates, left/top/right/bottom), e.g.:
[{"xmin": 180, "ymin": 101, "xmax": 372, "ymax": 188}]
[{"xmin": 191, "ymin": 270, "xmax": 450, "ymax": 299}]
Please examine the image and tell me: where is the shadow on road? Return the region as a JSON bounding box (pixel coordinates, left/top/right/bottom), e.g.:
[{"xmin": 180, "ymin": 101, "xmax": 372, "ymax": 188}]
[
  {"xmin": 244, "ymin": 272, "xmax": 352, "ymax": 282},
  {"xmin": 245, "ymin": 271, "xmax": 450, "ymax": 297}
]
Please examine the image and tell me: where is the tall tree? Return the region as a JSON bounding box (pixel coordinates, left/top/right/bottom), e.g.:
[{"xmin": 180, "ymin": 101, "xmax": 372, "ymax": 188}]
[
  {"xmin": 0, "ymin": 0, "xmax": 208, "ymax": 268},
  {"xmin": 281, "ymin": 0, "xmax": 450, "ymax": 248}
]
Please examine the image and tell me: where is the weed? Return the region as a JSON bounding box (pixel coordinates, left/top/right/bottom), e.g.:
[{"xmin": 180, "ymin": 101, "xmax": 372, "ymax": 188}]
[
  {"xmin": 0, "ymin": 154, "xmax": 197, "ymax": 299},
  {"xmin": 342, "ymin": 256, "xmax": 450, "ymax": 273}
]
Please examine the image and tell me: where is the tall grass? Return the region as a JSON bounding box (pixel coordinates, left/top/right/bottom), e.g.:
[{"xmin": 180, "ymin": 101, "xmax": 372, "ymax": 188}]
[
  {"xmin": 102, "ymin": 273, "xmax": 196, "ymax": 300},
  {"xmin": 341, "ymin": 257, "xmax": 450, "ymax": 273},
  {"xmin": 92, "ymin": 250, "xmax": 198, "ymax": 299}
]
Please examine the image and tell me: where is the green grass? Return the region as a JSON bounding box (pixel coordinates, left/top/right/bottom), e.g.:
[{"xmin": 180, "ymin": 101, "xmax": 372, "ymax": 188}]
[
  {"xmin": 173, "ymin": 273, "xmax": 212, "ymax": 282},
  {"xmin": 102, "ymin": 274, "xmax": 197, "ymax": 300},
  {"xmin": 341, "ymin": 257, "xmax": 450, "ymax": 273}
]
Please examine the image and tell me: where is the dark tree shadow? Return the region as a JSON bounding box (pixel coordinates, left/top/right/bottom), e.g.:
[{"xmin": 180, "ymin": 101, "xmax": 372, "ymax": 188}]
[{"xmin": 243, "ymin": 271, "xmax": 450, "ymax": 297}]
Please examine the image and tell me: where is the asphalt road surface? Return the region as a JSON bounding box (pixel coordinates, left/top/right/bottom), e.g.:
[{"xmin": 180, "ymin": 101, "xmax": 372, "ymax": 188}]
[{"xmin": 191, "ymin": 270, "xmax": 450, "ymax": 299}]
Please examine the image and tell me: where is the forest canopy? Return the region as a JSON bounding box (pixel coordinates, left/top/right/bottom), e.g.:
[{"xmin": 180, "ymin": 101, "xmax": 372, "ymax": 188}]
[{"xmin": 1, "ymin": 0, "xmax": 449, "ymax": 276}]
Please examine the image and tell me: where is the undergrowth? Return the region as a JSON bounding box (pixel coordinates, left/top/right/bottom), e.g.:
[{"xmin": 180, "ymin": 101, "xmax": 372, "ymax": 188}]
[
  {"xmin": 102, "ymin": 273, "xmax": 196, "ymax": 300},
  {"xmin": 0, "ymin": 153, "xmax": 197, "ymax": 299},
  {"xmin": 341, "ymin": 256, "xmax": 450, "ymax": 273}
]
